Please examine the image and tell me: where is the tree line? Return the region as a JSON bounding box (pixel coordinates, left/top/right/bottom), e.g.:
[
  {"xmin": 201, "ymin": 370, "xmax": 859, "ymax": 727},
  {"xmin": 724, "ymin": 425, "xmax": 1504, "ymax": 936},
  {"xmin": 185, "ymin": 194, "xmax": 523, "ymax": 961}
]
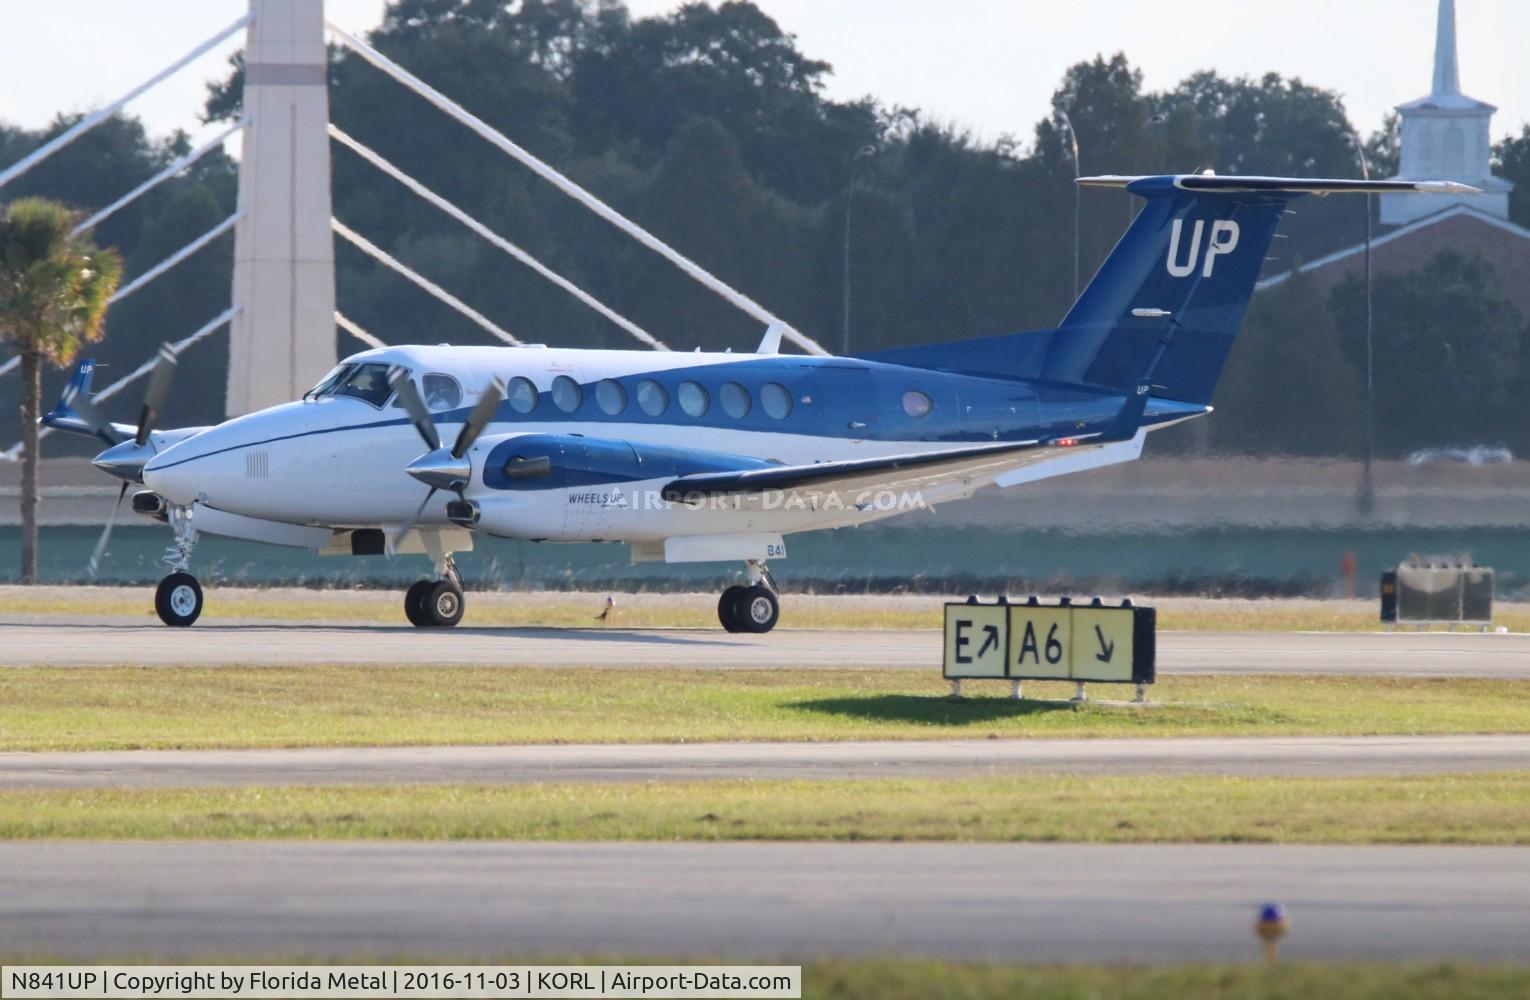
[{"xmin": 3, "ymin": 0, "xmax": 1529, "ymax": 458}]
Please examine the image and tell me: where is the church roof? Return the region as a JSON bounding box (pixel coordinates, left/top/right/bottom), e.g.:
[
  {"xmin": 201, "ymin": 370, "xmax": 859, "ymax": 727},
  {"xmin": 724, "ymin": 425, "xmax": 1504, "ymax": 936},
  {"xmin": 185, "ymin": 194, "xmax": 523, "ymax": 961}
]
[
  {"xmin": 1399, "ymin": 0, "xmax": 1495, "ymax": 113},
  {"xmin": 1256, "ymin": 204, "xmax": 1530, "ymax": 292}
]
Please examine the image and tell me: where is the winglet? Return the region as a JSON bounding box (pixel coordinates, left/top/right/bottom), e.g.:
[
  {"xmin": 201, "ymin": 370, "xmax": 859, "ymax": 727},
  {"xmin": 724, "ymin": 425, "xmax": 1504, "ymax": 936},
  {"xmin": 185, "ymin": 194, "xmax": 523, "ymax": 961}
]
[
  {"xmin": 42, "ymin": 358, "xmax": 124, "ymax": 445},
  {"xmin": 756, "ymin": 322, "xmax": 785, "ymax": 355}
]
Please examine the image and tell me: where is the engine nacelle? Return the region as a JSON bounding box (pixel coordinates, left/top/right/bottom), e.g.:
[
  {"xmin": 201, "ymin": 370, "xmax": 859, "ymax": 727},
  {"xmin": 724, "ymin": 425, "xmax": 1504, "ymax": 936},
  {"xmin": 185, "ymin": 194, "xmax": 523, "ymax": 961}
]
[
  {"xmin": 475, "ymin": 433, "xmax": 771, "ymax": 494},
  {"xmin": 464, "ymin": 433, "xmax": 775, "ymax": 541}
]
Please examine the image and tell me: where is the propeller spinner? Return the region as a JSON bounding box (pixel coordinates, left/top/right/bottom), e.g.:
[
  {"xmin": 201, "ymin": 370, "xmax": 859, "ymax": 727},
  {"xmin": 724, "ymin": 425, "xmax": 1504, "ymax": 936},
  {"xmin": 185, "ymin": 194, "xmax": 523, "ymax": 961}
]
[
  {"xmin": 88, "ymin": 344, "xmax": 178, "ymax": 485},
  {"xmin": 388, "ymin": 368, "xmax": 504, "ymax": 551},
  {"xmin": 81, "ymin": 343, "xmax": 177, "ymax": 579}
]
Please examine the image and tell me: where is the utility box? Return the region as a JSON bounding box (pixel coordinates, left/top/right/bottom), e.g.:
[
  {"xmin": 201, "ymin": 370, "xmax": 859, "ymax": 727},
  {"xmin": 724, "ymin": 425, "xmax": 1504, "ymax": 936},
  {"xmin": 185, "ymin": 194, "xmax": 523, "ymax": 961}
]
[
  {"xmin": 1384, "ymin": 556, "xmax": 1493, "ymax": 629},
  {"xmin": 1379, "ymin": 570, "xmax": 1398, "ymax": 624}
]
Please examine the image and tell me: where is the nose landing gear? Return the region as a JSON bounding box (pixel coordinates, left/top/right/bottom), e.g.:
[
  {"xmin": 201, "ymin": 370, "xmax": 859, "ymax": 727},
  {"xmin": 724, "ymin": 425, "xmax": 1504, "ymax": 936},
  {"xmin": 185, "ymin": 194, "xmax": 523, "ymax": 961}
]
[
  {"xmin": 155, "ymin": 572, "xmax": 203, "ymax": 627},
  {"xmin": 404, "ymin": 552, "xmax": 465, "ymax": 628},
  {"xmin": 154, "ymin": 505, "xmax": 203, "ymax": 627},
  {"xmin": 718, "ymin": 560, "xmax": 780, "ymax": 633}
]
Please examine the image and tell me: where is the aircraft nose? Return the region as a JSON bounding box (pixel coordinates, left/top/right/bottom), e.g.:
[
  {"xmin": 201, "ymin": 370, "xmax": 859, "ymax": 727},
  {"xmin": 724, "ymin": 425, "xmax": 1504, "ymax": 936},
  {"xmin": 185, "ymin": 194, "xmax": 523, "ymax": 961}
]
[
  {"xmin": 141, "ymin": 448, "xmax": 203, "ymax": 506},
  {"xmin": 92, "ymin": 440, "xmax": 157, "ymax": 484}
]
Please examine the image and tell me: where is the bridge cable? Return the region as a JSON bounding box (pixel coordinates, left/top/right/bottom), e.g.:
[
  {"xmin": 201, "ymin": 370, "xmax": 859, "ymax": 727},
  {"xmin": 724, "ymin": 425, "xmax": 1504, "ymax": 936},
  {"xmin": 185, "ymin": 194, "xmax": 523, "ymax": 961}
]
[
  {"xmin": 330, "ymin": 125, "xmax": 667, "ymax": 351},
  {"xmin": 0, "ymin": 14, "xmax": 251, "ymax": 193},
  {"xmin": 325, "ymin": 20, "xmax": 824, "ymax": 355},
  {"xmin": 332, "ymin": 219, "xmax": 523, "ymax": 347},
  {"xmin": 72, "ymin": 118, "xmax": 248, "ymax": 237}
]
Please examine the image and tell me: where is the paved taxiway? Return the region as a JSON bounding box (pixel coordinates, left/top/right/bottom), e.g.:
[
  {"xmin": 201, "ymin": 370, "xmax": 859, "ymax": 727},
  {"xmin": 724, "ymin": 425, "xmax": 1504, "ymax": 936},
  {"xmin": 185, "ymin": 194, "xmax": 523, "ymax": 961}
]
[
  {"xmin": 4, "ymin": 841, "xmax": 1528, "ymax": 961},
  {"xmin": 4, "ymin": 735, "xmax": 1527, "ymax": 789},
  {"xmin": 4, "ymin": 617, "xmax": 1530, "ymax": 675}
]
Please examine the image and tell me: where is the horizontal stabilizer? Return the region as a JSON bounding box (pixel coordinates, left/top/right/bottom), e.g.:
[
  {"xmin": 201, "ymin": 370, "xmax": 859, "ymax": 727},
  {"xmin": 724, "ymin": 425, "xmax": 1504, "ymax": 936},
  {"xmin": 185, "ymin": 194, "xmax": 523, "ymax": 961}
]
[
  {"xmin": 42, "ymin": 358, "xmax": 129, "ymax": 445},
  {"xmin": 1079, "ymin": 174, "xmax": 1481, "ymax": 196}
]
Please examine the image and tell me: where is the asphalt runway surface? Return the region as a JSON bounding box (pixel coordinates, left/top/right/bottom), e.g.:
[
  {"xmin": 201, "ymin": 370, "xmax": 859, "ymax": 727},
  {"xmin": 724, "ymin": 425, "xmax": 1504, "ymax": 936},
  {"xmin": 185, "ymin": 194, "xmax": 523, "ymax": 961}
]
[
  {"xmin": 4, "ymin": 841, "xmax": 1528, "ymax": 961},
  {"xmin": 4, "ymin": 617, "xmax": 1530, "ymax": 676},
  {"xmin": 4, "ymin": 735, "xmax": 1527, "ymax": 789}
]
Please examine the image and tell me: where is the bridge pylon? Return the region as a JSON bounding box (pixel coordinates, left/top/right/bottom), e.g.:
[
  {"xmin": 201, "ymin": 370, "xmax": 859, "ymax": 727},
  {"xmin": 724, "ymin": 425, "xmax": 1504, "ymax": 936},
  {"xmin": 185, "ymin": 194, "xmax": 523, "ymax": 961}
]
[{"xmin": 226, "ymin": 0, "xmax": 336, "ymax": 417}]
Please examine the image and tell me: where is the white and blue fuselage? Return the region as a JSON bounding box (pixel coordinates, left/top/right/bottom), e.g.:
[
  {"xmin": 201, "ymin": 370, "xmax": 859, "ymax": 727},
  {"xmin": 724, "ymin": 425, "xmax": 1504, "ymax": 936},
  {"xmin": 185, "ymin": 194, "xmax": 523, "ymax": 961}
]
[{"xmin": 135, "ymin": 342, "xmax": 1193, "ymax": 548}]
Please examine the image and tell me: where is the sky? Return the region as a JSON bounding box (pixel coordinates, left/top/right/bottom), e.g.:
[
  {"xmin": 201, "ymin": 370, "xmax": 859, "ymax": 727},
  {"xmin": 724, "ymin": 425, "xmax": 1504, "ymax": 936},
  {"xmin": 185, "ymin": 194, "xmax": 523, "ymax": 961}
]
[{"xmin": 0, "ymin": 0, "xmax": 1524, "ymax": 152}]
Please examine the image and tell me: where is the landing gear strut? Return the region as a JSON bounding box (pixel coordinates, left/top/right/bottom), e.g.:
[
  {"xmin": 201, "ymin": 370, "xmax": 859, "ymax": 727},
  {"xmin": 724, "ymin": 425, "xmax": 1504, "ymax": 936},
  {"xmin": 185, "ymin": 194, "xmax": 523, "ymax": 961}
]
[
  {"xmin": 154, "ymin": 505, "xmax": 203, "ymax": 627},
  {"xmin": 718, "ymin": 560, "xmax": 779, "ymax": 633},
  {"xmin": 404, "ymin": 551, "xmax": 465, "ymax": 628}
]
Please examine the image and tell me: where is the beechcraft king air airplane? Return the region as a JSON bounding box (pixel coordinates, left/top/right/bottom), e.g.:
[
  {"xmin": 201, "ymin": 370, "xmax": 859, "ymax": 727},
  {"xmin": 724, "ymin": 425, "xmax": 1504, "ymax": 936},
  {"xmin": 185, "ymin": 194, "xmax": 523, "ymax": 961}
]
[{"xmin": 45, "ymin": 173, "xmax": 1473, "ymax": 629}]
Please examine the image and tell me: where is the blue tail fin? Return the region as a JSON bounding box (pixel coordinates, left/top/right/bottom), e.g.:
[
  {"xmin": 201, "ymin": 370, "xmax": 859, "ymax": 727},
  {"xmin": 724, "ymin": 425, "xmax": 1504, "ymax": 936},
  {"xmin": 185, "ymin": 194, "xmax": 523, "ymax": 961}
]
[
  {"xmin": 43, "ymin": 357, "xmax": 123, "ymax": 445},
  {"xmin": 1041, "ymin": 174, "xmax": 1471, "ymax": 404},
  {"xmin": 857, "ymin": 175, "xmax": 1473, "ymax": 401}
]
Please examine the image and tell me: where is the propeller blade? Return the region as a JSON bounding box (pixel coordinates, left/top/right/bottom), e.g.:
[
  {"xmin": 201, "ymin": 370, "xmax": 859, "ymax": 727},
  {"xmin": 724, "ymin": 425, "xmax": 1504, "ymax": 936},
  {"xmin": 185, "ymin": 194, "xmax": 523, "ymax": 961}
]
[
  {"xmin": 387, "ymin": 487, "xmax": 437, "ymax": 556},
  {"xmin": 134, "ymin": 343, "xmax": 177, "ymax": 448},
  {"xmin": 452, "ymin": 377, "xmax": 505, "ymax": 459},
  {"xmin": 85, "ymin": 481, "xmax": 130, "ymax": 580},
  {"xmin": 388, "ymin": 366, "xmax": 440, "ymax": 453}
]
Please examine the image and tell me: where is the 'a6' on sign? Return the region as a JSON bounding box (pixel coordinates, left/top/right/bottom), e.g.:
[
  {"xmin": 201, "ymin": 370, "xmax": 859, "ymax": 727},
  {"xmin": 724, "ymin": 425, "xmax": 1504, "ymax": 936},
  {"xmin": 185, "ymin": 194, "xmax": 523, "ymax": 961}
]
[{"xmin": 1007, "ymin": 605, "xmax": 1071, "ymax": 680}]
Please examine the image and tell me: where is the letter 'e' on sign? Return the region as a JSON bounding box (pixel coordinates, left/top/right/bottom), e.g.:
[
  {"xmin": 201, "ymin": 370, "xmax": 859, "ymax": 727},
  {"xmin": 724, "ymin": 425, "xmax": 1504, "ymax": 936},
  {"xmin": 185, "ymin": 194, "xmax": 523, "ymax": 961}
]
[
  {"xmin": 1007, "ymin": 605, "xmax": 1072, "ymax": 680},
  {"xmin": 943, "ymin": 603, "xmax": 1008, "ymax": 679}
]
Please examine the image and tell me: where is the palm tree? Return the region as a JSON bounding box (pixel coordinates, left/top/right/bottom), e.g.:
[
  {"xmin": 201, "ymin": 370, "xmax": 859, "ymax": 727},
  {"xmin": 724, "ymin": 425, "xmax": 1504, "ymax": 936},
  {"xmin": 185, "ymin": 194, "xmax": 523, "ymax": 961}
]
[{"xmin": 0, "ymin": 198, "xmax": 122, "ymax": 584}]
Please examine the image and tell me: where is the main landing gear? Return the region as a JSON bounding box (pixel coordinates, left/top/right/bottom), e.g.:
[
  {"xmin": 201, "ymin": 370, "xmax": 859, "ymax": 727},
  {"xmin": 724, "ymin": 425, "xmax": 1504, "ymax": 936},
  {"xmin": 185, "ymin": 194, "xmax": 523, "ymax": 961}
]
[
  {"xmin": 154, "ymin": 505, "xmax": 203, "ymax": 627},
  {"xmin": 404, "ymin": 553, "xmax": 465, "ymax": 628},
  {"xmin": 718, "ymin": 560, "xmax": 779, "ymax": 634}
]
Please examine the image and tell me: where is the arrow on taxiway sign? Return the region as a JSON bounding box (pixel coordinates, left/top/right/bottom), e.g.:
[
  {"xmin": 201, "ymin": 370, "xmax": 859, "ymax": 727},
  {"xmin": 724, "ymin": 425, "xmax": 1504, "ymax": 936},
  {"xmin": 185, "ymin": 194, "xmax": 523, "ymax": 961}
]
[
  {"xmin": 979, "ymin": 624, "xmax": 1000, "ymax": 658},
  {"xmin": 1094, "ymin": 624, "xmax": 1115, "ymax": 663}
]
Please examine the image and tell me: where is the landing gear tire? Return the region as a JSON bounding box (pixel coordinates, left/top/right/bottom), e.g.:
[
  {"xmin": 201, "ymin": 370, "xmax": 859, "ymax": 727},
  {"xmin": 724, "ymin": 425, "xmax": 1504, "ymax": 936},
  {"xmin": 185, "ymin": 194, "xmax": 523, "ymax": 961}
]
[
  {"xmin": 727, "ymin": 584, "xmax": 778, "ymax": 634},
  {"xmin": 404, "ymin": 580, "xmax": 433, "ymax": 627},
  {"xmin": 423, "ymin": 579, "xmax": 465, "ymax": 628},
  {"xmin": 155, "ymin": 572, "xmax": 203, "ymax": 627},
  {"xmin": 718, "ymin": 585, "xmax": 749, "ymax": 632}
]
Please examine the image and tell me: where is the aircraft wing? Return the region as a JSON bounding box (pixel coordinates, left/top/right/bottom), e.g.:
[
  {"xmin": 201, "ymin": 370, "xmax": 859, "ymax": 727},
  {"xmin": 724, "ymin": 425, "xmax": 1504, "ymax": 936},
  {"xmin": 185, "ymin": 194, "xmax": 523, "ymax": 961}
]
[
  {"xmin": 659, "ymin": 437, "xmax": 1080, "ymax": 507},
  {"xmin": 660, "ymin": 372, "xmax": 1155, "ymax": 507}
]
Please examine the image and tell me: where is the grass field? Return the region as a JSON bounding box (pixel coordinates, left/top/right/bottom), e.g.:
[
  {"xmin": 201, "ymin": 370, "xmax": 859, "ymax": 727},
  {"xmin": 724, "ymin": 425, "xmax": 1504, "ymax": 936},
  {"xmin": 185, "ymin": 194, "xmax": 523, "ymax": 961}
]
[
  {"xmin": 3, "ymin": 669, "xmax": 1529, "ymax": 751},
  {"xmin": 805, "ymin": 961, "xmax": 1530, "ymax": 1000},
  {"xmin": 0, "ymin": 959, "xmax": 1525, "ymax": 999},
  {"xmin": 3, "ymin": 773, "xmax": 1527, "ymax": 843},
  {"xmin": 3, "ymin": 585, "xmax": 1521, "ymax": 632}
]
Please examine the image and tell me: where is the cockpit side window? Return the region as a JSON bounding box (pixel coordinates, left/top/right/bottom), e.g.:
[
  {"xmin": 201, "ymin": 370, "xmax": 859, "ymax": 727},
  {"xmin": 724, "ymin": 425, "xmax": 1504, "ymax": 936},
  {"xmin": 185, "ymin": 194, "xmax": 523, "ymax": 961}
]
[
  {"xmin": 327, "ymin": 362, "xmax": 395, "ymax": 407},
  {"xmin": 421, "ymin": 373, "xmax": 463, "ymax": 411}
]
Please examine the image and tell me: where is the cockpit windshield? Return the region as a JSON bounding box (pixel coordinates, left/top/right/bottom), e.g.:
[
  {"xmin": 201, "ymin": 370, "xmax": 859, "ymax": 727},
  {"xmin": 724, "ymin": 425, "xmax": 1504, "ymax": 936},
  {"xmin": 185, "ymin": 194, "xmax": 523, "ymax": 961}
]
[
  {"xmin": 305, "ymin": 363, "xmax": 353, "ymax": 401},
  {"xmin": 307, "ymin": 362, "xmax": 397, "ymax": 407}
]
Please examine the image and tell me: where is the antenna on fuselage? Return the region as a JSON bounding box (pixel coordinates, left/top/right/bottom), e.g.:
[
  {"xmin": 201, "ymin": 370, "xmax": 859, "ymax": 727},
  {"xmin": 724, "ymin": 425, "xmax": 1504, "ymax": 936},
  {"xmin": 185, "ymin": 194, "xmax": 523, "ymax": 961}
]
[{"xmin": 756, "ymin": 322, "xmax": 785, "ymax": 356}]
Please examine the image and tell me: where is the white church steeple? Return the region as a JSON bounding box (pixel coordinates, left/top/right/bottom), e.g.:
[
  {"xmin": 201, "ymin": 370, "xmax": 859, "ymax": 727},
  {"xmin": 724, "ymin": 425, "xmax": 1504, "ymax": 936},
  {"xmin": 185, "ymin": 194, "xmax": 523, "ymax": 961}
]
[
  {"xmin": 1382, "ymin": 0, "xmax": 1511, "ymax": 225},
  {"xmin": 1431, "ymin": 0, "xmax": 1463, "ymax": 97}
]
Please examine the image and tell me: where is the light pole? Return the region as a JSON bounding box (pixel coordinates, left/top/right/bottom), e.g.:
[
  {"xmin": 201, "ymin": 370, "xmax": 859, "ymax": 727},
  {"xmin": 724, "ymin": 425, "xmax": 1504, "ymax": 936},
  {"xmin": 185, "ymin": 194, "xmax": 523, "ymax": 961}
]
[
  {"xmin": 1127, "ymin": 111, "xmax": 1169, "ymax": 225},
  {"xmin": 1351, "ymin": 131, "xmax": 1375, "ymax": 516},
  {"xmin": 841, "ymin": 145, "xmax": 875, "ymax": 356},
  {"xmin": 1057, "ymin": 112, "xmax": 1081, "ymax": 299}
]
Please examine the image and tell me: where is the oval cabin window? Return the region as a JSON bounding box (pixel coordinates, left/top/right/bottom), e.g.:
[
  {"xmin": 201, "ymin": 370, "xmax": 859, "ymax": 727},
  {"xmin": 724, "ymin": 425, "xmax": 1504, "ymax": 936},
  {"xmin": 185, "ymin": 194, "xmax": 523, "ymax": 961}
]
[
  {"xmin": 902, "ymin": 390, "xmax": 933, "ymax": 418},
  {"xmin": 678, "ymin": 381, "xmax": 709, "ymax": 417},
  {"xmin": 720, "ymin": 382, "xmax": 751, "ymax": 419},
  {"xmin": 551, "ymin": 375, "xmax": 583, "ymax": 413},
  {"xmin": 761, "ymin": 382, "xmax": 793, "ymax": 420},
  {"xmin": 507, "ymin": 376, "xmax": 539, "ymax": 414},
  {"xmin": 637, "ymin": 379, "xmax": 669, "ymax": 416},
  {"xmin": 596, "ymin": 379, "xmax": 627, "ymax": 415}
]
